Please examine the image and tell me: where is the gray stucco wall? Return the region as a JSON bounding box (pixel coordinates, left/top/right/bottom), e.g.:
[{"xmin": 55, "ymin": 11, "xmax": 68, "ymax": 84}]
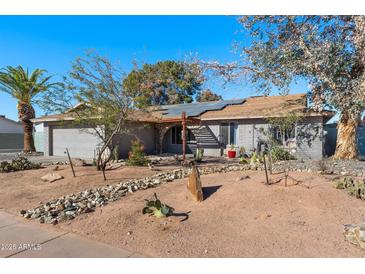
[
  {"xmin": 162, "ymin": 117, "xmax": 325, "ymax": 159},
  {"xmin": 295, "ymin": 116, "xmax": 324, "ymax": 160},
  {"xmin": 0, "ymin": 116, "xmax": 23, "ymax": 151},
  {"xmin": 114, "ymin": 122, "xmax": 156, "ymax": 158},
  {"xmin": 0, "ymin": 117, "xmax": 23, "ymax": 133}
]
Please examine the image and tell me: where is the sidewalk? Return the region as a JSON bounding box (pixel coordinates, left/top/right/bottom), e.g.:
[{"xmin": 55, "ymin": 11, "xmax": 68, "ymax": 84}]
[{"xmin": 0, "ymin": 210, "xmax": 143, "ymax": 258}]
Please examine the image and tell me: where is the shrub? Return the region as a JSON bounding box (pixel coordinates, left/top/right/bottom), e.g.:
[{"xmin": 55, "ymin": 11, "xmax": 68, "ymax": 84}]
[
  {"xmin": 142, "ymin": 193, "xmax": 174, "ymax": 218},
  {"xmin": 239, "ymin": 156, "xmax": 249, "ymax": 164},
  {"xmin": 270, "ymin": 146, "xmax": 295, "ymax": 161},
  {"xmin": 0, "ymin": 156, "xmax": 41, "ymax": 173},
  {"xmin": 126, "ymin": 140, "xmax": 149, "ymax": 166},
  {"xmin": 250, "ymin": 152, "xmax": 263, "ymax": 165}
]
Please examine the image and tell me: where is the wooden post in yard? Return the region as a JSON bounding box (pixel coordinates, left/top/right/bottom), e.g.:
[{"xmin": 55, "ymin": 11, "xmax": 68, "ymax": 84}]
[
  {"xmin": 65, "ymin": 148, "xmax": 76, "ymax": 177},
  {"xmin": 268, "ymin": 148, "xmax": 273, "ymax": 174},
  {"xmin": 263, "ymin": 154, "xmax": 270, "ymax": 185},
  {"xmin": 182, "ymin": 111, "xmax": 187, "ymax": 162}
]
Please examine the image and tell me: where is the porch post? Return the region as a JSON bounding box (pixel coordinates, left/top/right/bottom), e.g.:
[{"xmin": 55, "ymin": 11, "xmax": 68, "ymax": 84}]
[{"xmin": 182, "ymin": 112, "xmax": 187, "ymax": 161}]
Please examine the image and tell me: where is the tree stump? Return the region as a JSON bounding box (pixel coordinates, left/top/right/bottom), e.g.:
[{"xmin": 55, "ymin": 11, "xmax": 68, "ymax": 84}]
[{"xmin": 187, "ymin": 164, "xmax": 203, "ymax": 202}]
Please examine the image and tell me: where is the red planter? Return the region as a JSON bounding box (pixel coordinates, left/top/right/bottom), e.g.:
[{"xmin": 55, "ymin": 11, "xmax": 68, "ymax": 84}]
[{"xmin": 227, "ymin": 150, "xmax": 236, "ymax": 158}]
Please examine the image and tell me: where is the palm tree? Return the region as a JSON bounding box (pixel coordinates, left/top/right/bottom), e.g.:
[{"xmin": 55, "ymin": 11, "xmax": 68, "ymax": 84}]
[{"xmin": 0, "ymin": 66, "xmax": 58, "ymax": 152}]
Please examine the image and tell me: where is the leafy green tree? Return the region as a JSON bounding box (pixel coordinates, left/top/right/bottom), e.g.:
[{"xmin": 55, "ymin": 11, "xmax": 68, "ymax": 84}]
[
  {"xmin": 0, "ymin": 66, "xmax": 59, "ymax": 152},
  {"xmin": 204, "ymin": 16, "xmax": 365, "ymax": 159},
  {"xmin": 196, "ymin": 89, "xmax": 222, "ymax": 102},
  {"xmin": 123, "ymin": 60, "xmax": 204, "ymax": 108}
]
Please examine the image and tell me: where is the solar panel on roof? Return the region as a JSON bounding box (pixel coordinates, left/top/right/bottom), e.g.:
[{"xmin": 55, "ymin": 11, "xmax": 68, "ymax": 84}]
[{"xmin": 157, "ymin": 99, "xmax": 245, "ymax": 117}]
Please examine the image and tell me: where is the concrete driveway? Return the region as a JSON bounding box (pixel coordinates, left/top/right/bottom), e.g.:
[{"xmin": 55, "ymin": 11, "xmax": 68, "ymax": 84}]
[{"xmin": 0, "ymin": 211, "xmax": 143, "ymax": 258}]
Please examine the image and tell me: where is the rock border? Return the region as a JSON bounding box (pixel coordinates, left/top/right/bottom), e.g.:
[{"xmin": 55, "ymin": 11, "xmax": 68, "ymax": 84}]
[{"xmin": 20, "ymin": 164, "xmax": 253, "ymax": 224}]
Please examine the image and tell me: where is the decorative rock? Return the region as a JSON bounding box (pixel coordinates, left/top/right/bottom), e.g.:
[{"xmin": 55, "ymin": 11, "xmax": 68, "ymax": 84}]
[
  {"xmin": 71, "ymin": 158, "xmax": 86, "ymax": 167},
  {"xmin": 344, "ymin": 222, "xmax": 365, "ymax": 250},
  {"xmin": 187, "ymin": 165, "xmax": 203, "ymax": 202},
  {"xmin": 41, "ymin": 173, "xmax": 64, "ymax": 183}
]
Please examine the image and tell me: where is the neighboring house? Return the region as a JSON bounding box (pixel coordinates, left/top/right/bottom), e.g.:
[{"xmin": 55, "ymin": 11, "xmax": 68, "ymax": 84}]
[
  {"xmin": 0, "ymin": 115, "xmax": 23, "ymax": 151},
  {"xmin": 32, "ymin": 93, "xmax": 334, "ymax": 160}
]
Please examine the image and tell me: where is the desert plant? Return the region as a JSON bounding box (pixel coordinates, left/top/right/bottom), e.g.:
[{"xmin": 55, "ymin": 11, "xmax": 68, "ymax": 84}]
[
  {"xmin": 250, "ymin": 152, "xmax": 262, "ymax": 165},
  {"xmin": 112, "ymin": 144, "xmax": 119, "ymax": 161},
  {"xmin": 317, "ymin": 160, "xmax": 329, "ymax": 173},
  {"xmin": 142, "ymin": 193, "xmax": 174, "ymax": 218},
  {"xmin": 126, "ymin": 139, "xmax": 149, "ymax": 166},
  {"xmin": 194, "ymin": 148, "xmax": 204, "ymax": 162},
  {"xmin": 239, "ymin": 156, "xmax": 249, "ymax": 164},
  {"xmin": 270, "ymin": 146, "xmax": 295, "ymax": 162},
  {"xmin": 333, "ymin": 177, "xmax": 365, "ymax": 200},
  {"xmin": 239, "ymin": 146, "xmax": 246, "ymax": 157},
  {"xmin": 333, "ymin": 176, "xmax": 354, "ymax": 189},
  {"xmin": 0, "ymin": 156, "xmax": 40, "ymax": 173}
]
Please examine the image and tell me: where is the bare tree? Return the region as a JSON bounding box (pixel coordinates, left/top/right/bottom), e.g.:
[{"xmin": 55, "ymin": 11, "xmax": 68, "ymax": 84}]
[{"xmin": 41, "ymin": 51, "xmax": 137, "ymax": 178}]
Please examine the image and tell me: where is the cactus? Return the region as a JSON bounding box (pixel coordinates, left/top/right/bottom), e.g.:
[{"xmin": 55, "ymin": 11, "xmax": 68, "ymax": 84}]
[
  {"xmin": 194, "ymin": 148, "xmax": 204, "ymax": 162},
  {"xmin": 334, "ymin": 177, "xmax": 365, "ymax": 200},
  {"xmin": 0, "ymin": 156, "xmax": 40, "ymax": 173},
  {"xmin": 142, "ymin": 193, "xmax": 174, "ymax": 218}
]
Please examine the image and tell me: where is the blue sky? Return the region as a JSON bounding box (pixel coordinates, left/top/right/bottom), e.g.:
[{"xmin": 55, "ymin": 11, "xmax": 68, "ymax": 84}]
[{"xmin": 0, "ymin": 16, "xmax": 306, "ymax": 121}]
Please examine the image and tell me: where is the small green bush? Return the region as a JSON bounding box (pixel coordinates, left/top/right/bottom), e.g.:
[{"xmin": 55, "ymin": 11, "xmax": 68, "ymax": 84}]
[
  {"xmin": 250, "ymin": 152, "xmax": 263, "ymax": 165},
  {"xmin": 270, "ymin": 146, "xmax": 295, "ymax": 161},
  {"xmin": 126, "ymin": 140, "xmax": 149, "ymax": 166},
  {"xmin": 0, "ymin": 156, "xmax": 41, "ymax": 173},
  {"xmin": 239, "ymin": 156, "xmax": 249, "ymax": 164}
]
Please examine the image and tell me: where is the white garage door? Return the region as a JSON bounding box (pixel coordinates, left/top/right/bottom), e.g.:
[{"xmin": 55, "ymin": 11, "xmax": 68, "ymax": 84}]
[{"xmin": 52, "ymin": 127, "xmax": 100, "ymax": 159}]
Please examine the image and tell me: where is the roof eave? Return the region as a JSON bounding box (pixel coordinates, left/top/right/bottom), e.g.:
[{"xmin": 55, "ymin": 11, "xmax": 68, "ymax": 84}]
[
  {"xmin": 201, "ymin": 111, "xmax": 334, "ymax": 121},
  {"xmin": 31, "ymin": 117, "xmax": 76, "ymax": 123}
]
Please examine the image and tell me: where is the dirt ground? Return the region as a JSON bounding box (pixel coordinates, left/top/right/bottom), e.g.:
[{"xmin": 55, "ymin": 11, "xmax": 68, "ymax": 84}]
[
  {"xmin": 1, "ymin": 164, "xmax": 365, "ymax": 257},
  {"xmin": 0, "ymin": 164, "xmax": 172, "ymax": 214},
  {"xmin": 51, "ymin": 170, "xmax": 365, "ymax": 258}
]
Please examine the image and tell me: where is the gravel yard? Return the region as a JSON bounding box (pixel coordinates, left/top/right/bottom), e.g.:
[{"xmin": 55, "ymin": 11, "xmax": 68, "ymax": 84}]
[
  {"xmin": 0, "ymin": 164, "xmax": 169, "ymax": 214},
  {"xmin": 1, "ymin": 160, "xmax": 365, "ymax": 257},
  {"xmin": 55, "ymin": 170, "xmax": 365, "ymax": 257}
]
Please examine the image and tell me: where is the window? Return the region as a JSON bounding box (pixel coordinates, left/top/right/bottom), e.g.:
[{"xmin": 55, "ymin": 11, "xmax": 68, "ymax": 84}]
[
  {"xmin": 272, "ymin": 126, "xmax": 295, "ymax": 145},
  {"xmin": 171, "ymin": 126, "xmax": 195, "ymax": 145},
  {"xmin": 219, "ymin": 122, "xmax": 237, "ymax": 145},
  {"xmin": 229, "ymin": 122, "xmax": 237, "ymax": 145}
]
